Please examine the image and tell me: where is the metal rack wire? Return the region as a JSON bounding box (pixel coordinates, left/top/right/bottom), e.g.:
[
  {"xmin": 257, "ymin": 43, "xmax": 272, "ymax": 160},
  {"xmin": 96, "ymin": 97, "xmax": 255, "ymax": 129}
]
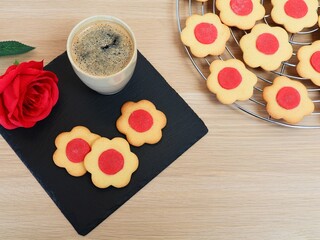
[{"xmin": 176, "ymin": 0, "xmax": 320, "ymax": 128}]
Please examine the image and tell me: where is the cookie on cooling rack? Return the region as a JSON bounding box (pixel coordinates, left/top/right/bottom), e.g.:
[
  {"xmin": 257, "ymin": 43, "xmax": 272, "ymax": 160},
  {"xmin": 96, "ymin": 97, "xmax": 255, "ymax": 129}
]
[
  {"xmin": 180, "ymin": 13, "xmax": 230, "ymax": 58},
  {"xmin": 116, "ymin": 100, "xmax": 167, "ymax": 147},
  {"xmin": 84, "ymin": 137, "xmax": 139, "ymax": 188},
  {"xmin": 263, "ymin": 76, "xmax": 314, "ymax": 124},
  {"xmin": 239, "ymin": 23, "xmax": 293, "ymax": 71},
  {"xmin": 206, "ymin": 59, "xmax": 257, "ymax": 104},
  {"xmin": 53, "ymin": 126, "xmax": 100, "ymax": 177},
  {"xmin": 271, "ymin": 0, "xmax": 318, "ymax": 33},
  {"xmin": 297, "ymin": 40, "xmax": 320, "ymax": 86},
  {"xmin": 216, "ymin": 0, "xmax": 265, "ymax": 30}
]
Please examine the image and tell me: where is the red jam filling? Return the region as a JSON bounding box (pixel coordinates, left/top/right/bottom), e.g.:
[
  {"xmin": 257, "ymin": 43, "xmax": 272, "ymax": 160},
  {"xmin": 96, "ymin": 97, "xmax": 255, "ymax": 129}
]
[
  {"xmin": 310, "ymin": 51, "xmax": 320, "ymax": 73},
  {"xmin": 217, "ymin": 67, "xmax": 242, "ymax": 90},
  {"xmin": 276, "ymin": 86, "xmax": 301, "ymax": 110},
  {"xmin": 66, "ymin": 138, "xmax": 91, "ymax": 163},
  {"xmin": 98, "ymin": 149, "xmax": 124, "ymax": 175},
  {"xmin": 230, "ymin": 0, "xmax": 253, "ymax": 16},
  {"xmin": 284, "ymin": 0, "xmax": 308, "ymax": 19},
  {"xmin": 256, "ymin": 33, "xmax": 279, "ymax": 55},
  {"xmin": 194, "ymin": 22, "xmax": 218, "ymax": 44},
  {"xmin": 129, "ymin": 109, "xmax": 153, "ymax": 133}
]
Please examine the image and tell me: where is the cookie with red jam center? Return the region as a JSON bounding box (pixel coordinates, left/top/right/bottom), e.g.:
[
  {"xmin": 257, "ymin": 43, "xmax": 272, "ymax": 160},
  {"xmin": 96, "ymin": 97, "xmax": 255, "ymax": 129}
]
[
  {"xmin": 116, "ymin": 100, "xmax": 167, "ymax": 147},
  {"xmin": 53, "ymin": 126, "xmax": 100, "ymax": 177},
  {"xmin": 84, "ymin": 137, "xmax": 139, "ymax": 188},
  {"xmin": 263, "ymin": 76, "xmax": 314, "ymax": 124}
]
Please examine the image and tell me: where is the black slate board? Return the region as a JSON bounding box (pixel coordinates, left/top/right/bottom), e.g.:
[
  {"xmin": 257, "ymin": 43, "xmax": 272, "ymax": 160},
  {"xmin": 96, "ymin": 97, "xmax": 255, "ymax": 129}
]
[{"xmin": 0, "ymin": 51, "xmax": 208, "ymax": 235}]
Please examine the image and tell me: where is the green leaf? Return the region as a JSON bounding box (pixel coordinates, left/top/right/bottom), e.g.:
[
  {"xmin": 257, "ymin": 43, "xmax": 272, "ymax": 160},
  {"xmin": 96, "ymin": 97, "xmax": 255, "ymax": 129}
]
[
  {"xmin": 0, "ymin": 41, "xmax": 35, "ymax": 56},
  {"xmin": 13, "ymin": 59, "xmax": 20, "ymax": 65}
]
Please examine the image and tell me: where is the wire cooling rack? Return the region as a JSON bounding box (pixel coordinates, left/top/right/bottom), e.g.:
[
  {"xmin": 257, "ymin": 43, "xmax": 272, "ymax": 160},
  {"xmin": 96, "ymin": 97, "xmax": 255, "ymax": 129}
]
[{"xmin": 176, "ymin": 0, "xmax": 320, "ymax": 128}]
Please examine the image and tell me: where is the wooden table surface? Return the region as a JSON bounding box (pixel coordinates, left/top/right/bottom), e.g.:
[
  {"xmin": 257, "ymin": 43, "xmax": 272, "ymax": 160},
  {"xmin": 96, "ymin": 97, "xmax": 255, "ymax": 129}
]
[{"xmin": 1, "ymin": 1, "xmax": 320, "ymax": 239}]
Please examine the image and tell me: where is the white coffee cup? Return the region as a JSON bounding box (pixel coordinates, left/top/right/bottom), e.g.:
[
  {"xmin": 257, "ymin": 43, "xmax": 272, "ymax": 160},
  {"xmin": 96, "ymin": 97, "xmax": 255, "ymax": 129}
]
[{"xmin": 66, "ymin": 15, "xmax": 137, "ymax": 95}]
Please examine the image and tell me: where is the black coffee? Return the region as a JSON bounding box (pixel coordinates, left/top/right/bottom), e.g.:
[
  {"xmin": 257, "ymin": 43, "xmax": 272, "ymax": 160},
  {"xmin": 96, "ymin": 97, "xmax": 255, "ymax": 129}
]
[{"xmin": 71, "ymin": 20, "xmax": 134, "ymax": 76}]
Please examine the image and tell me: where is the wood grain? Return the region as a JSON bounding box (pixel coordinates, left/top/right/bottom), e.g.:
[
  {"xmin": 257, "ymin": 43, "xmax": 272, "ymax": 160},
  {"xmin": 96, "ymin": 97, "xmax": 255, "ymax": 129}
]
[{"xmin": 1, "ymin": 1, "xmax": 320, "ymax": 239}]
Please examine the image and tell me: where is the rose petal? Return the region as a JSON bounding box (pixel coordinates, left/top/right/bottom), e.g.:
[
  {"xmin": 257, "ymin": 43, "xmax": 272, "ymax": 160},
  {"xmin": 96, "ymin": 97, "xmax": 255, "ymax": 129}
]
[
  {"xmin": 0, "ymin": 97, "xmax": 18, "ymax": 129},
  {"xmin": 0, "ymin": 64, "xmax": 18, "ymax": 77},
  {"xmin": 41, "ymin": 74, "xmax": 59, "ymax": 105},
  {"xmin": 0, "ymin": 65, "xmax": 19, "ymax": 93},
  {"xmin": 0, "ymin": 61, "xmax": 43, "ymax": 93},
  {"xmin": 42, "ymin": 70, "xmax": 58, "ymax": 83},
  {"xmin": 18, "ymin": 61, "xmax": 43, "ymax": 72},
  {"xmin": 17, "ymin": 71, "xmax": 43, "ymax": 90},
  {"xmin": 2, "ymin": 75, "xmax": 21, "ymax": 114}
]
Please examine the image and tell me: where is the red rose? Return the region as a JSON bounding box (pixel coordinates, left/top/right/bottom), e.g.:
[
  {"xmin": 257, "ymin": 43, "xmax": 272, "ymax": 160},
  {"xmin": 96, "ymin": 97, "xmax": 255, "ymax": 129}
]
[{"xmin": 0, "ymin": 60, "xmax": 59, "ymax": 129}]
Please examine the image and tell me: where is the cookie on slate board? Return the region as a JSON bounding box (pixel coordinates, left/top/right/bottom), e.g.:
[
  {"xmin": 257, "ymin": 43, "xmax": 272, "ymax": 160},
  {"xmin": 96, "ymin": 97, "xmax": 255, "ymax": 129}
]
[{"xmin": 116, "ymin": 100, "xmax": 167, "ymax": 147}]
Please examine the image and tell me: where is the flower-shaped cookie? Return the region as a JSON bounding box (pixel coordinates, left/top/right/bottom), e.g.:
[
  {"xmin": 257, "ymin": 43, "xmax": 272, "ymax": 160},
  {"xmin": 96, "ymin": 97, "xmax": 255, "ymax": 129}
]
[
  {"xmin": 216, "ymin": 0, "xmax": 265, "ymax": 30},
  {"xmin": 180, "ymin": 13, "xmax": 230, "ymax": 57},
  {"xmin": 84, "ymin": 137, "xmax": 139, "ymax": 188},
  {"xmin": 53, "ymin": 126, "xmax": 100, "ymax": 177},
  {"xmin": 207, "ymin": 59, "xmax": 257, "ymax": 104},
  {"xmin": 116, "ymin": 100, "xmax": 167, "ymax": 147},
  {"xmin": 263, "ymin": 76, "xmax": 314, "ymax": 124},
  {"xmin": 271, "ymin": 0, "xmax": 318, "ymax": 33},
  {"xmin": 239, "ymin": 23, "xmax": 293, "ymax": 71},
  {"xmin": 296, "ymin": 40, "xmax": 320, "ymax": 86}
]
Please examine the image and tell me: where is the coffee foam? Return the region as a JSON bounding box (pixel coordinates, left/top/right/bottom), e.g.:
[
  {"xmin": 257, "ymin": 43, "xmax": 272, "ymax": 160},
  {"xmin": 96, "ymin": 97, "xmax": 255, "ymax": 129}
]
[{"xmin": 71, "ymin": 21, "xmax": 134, "ymax": 76}]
